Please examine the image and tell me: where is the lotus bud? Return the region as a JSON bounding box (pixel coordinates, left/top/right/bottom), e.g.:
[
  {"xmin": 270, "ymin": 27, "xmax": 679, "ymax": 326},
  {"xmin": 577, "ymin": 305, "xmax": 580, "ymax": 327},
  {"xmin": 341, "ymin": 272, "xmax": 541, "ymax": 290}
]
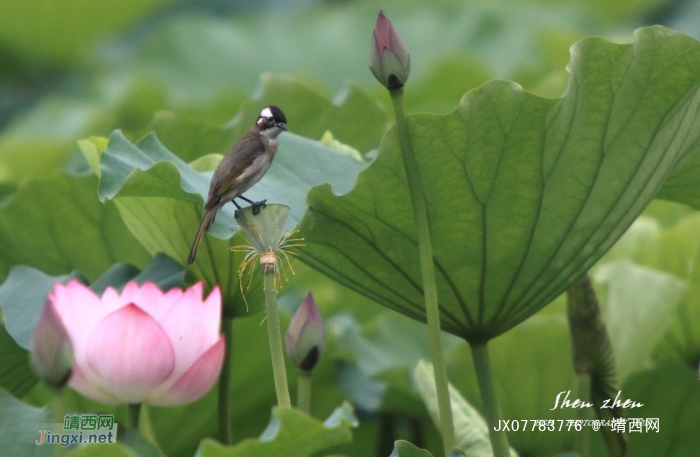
[
  {"xmin": 30, "ymin": 301, "xmax": 74, "ymax": 389},
  {"xmin": 286, "ymin": 292, "xmax": 325, "ymax": 373},
  {"xmin": 370, "ymin": 10, "xmax": 411, "ymax": 90}
]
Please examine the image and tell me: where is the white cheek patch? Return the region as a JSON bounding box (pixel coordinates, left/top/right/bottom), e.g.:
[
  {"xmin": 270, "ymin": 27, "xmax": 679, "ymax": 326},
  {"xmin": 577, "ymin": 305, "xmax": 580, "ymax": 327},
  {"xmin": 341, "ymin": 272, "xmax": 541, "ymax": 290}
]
[
  {"xmin": 259, "ymin": 107, "xmax": 273, "ymax": 119},
  {"xmin": 261, "ymin": 127, "xmax": 282, "ymax": 139}
]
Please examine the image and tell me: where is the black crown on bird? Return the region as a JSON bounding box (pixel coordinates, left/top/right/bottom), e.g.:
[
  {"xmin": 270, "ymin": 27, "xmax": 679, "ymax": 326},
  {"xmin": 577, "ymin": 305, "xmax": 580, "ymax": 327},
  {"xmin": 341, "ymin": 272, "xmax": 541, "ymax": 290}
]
[{"xmin": 256, "ymin": 105, "xmax": 287, "ymax": 136}]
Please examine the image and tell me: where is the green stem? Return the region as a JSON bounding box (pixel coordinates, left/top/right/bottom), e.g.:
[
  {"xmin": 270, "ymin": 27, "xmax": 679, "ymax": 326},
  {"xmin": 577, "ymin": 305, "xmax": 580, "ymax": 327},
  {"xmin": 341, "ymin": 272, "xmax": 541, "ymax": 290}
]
[
  {"xmin": 296, "ymin": 370, "xmax": 312, "ymax": 414},
  {"xmin": 51, "ymin": 390, "xmax": 66, "ymax": 457},
  {"xmin": 575, "ymin": 373, "xmax": 590, "ymax": 457},
  {"xmin": 218, "ymin": 316, "xmax": 234, "ymax": 443},
  {"xmin": 128, "ymin": 403, "xmax": 141, "ymax": 429},
  {"xmin": 137, "ymin": 403, "xmax": 158, "ymax": 445},
  {"xmin": 471, "ymin": 343, "xmax": 510, "ymax": 457},
  {"xmin": 264, "ymin": 271, "xmax": 292, "ymax": 407},
  {"xmin": 390, "ymin": 88, "xmax": 454, "ymax": 456}
]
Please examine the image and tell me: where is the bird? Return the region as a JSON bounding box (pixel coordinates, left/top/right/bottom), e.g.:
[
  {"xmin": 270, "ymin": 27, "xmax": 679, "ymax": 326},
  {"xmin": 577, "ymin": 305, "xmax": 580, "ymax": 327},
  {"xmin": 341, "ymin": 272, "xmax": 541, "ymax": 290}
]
[{"xmin": 187, "ymin": 105, "xmax": 287, "ymax": 264}]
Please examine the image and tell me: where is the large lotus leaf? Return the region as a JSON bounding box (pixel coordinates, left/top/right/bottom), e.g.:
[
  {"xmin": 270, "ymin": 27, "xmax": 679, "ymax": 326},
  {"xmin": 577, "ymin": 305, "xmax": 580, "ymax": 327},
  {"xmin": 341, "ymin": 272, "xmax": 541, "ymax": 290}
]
[
  {"xmin": 599, "ymin": 210, "xmax": 700, "ymax": 367},
  {"xmin": 0, "ymin": 172, "xmax": 150, "ymax": 282},
  {"xmin": 594, "ymin": 260, "xmax": 685, "ymax": 382},
  {"xmin": 0, "ymin": 324, "xmax": 37, "ymax": 399},
  {"xmin": 196, "ymin": 403, "xmax": 356, "ymax": 457},
  {"xmin": 0, "ymin": 390, "xmax": 53, "ymax": 457},
  {"xmin": 299, "ymin": 26, "xmax": 700, "ymax": 342},
  {"xmin": 390, "ymin": 440, "xmax": 435, "ymax": 457},
  {"xmin": 94, "ymin": 129, "xmax": 365, "ymax": 315},
  {"xmin": 660, "ymin": 235, "xmax": 700, "ymax": 366},
  {"xmin": 414, "ymin": 361, "xmax": 519, "ymax": 457},
  {"xmin": 0, "ymin": 390, "xmax": 160, "ymax": 457}
]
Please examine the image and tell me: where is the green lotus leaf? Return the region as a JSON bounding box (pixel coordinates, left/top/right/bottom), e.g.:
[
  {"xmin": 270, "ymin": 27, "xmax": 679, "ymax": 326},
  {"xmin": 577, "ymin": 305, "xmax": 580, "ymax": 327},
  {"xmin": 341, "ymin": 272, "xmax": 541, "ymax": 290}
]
[
  {"xmin": 0, "ymin": 390, "xmax": 53, "ymax": 456},
  {"xmin": 299, "ymin": 26, "xmax": 700, "ymax": 342},
  {"xmin": 0, "ymin": 173, "xmax": 150, "ymax": 282},
  {"xmin": 390, "ymin": 440, "xmax": 435, "ymax": 457},
  {"xmin": 415, "ymin": 361, "xmax": 518, "ymax": 457},
  {"xmin": 197, "ymin": 403, "xmax": 356, "ymax": 457}
]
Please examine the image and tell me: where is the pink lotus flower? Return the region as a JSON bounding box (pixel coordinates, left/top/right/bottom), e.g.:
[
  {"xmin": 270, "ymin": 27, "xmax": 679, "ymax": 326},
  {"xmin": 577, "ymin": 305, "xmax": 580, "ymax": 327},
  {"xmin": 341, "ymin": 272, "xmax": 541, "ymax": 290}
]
[{"xmin": 45, "ymin": 279, "xmax": 225, "ymax": 406}]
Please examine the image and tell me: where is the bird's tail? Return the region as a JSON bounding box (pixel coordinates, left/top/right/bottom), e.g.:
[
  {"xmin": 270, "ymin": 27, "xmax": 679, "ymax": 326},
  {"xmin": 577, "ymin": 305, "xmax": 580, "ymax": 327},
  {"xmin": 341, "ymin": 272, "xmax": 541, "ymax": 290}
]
[{"xmin": 188, "ymin": 207, "xmax": 217, "ymax": 264}]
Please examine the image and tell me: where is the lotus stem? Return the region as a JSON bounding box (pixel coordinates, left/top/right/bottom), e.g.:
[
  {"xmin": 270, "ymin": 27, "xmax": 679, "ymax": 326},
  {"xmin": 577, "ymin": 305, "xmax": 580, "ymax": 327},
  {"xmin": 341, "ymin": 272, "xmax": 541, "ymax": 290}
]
[
  {"xmin": 128, "ymin": 403, "xmax": 141, "ymax": 429},
  {"xmin": 575, "ymin": 373, "xmax": 590, "ymax": 457},
  {"xmin": 390, "ymin": 88, "xmax": 454, "ymax": 456},
  {"xmin": 471, "ymin": 343, "xmax": 510, "ymax": 457},
  {"xmin": 51, "ymin": 390, "xmax": 67, "ymax": 457},
  {"xmin": 296, "ymin": 370, "xmax": 312, "ymax": 414},
  {"xmin": 218, "ymin": 316, "xmax": 234, "ymax": 443},
  {"xmin": 264, "ymin": 269, "xmax": 292, "ymax": 407}
]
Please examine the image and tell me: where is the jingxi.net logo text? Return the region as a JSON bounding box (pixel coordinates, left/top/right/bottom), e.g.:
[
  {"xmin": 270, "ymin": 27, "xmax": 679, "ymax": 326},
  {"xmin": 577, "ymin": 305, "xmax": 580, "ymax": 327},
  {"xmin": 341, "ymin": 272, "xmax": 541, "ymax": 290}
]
[{"xmin": 35, "ymin": 414, "xmax": 117, "ymax": 447}]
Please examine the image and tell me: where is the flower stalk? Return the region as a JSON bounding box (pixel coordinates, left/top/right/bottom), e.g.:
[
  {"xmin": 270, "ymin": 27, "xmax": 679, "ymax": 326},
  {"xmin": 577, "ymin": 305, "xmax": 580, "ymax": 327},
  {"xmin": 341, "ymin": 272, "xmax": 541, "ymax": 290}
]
[
  {"xmin": 218, "ymin": 316, "xmax": 234, "ymax": 443},
  {"xmin": 263, "ymin": 269, "xmax": 292, "ymax": 407},
  {"xmin": 471, "ymin": 343, "xmax": 510, "ymax": 457},
  {"xmin": 235, "ymin": 204, "xmax": 301, "ymax": 408},
  {"xmin": 371, "ymin": 9, "xmax": 454, "ymax": 454},
  {"xmin": 296, "ymin": 371, "xmax": 312, "ymax": 414},
  {"xmin": 128, "ymin": 403, "xmax": 141, "ymax": 429},
  {"xmin": 51, "ymin": 391, "xmax": 67, "ymax": 457},
  {"xmin": 389, "ymin": 89, "xmax": 454, "ymax": 456},
  {"xmin": 127, "ymin": 403, "xmax": 158, "ymax": 447},
  {"xmin": 575, "ymin": 373, "xmax": 591, "ymax": 457}
]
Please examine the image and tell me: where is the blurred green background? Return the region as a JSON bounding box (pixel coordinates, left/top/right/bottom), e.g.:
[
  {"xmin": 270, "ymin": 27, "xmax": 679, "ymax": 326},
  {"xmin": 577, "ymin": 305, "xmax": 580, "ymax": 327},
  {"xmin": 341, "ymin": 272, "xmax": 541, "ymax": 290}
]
[
  {"xmin": 1, "ymin": 0, "xmax": 700, "ymax": 456},
  {"xmin": 2, "ymin": 0, "xmax": 698, "ymax": 184}
]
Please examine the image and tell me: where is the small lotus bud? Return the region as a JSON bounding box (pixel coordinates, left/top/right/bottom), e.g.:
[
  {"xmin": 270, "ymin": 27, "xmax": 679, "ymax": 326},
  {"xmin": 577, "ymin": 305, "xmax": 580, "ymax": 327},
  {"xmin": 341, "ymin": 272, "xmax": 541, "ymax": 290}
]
[
  {"xmin": 286, "ymin": 292, "xmax": 325, "ymax": 372},
  {"xmin": 30, "ymin": 301, "xmax": 74, "ymax": 389},
  {"xmin": 370, "ymin": 10, "xmax": 411, "ymax": 90}
]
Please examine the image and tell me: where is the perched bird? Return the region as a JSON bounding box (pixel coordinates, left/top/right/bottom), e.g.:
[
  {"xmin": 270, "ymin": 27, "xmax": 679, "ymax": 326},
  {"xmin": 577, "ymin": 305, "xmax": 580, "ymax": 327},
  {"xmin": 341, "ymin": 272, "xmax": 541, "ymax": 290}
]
[{"xmin": 187, "ymin": 105, "xmax": 287, "ymax": 264}]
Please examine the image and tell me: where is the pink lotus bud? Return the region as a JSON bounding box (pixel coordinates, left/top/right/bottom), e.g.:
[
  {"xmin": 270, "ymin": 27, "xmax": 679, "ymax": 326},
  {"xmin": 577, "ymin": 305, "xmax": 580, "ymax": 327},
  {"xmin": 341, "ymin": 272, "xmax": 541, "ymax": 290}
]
[
  {"xmin": 46, "ymin": 279, "xmax": 225, "ymax": 406},
  {"xmin": 30, "ymin": 301, "xmax": 73, "ymax": 389},
  {"xmin": 285, "ymin": 292, "xmax": 325, "ymax": 372},
  {"xmin": 370, "ymin": 10, "xmax": 411, "ymax": 90}
]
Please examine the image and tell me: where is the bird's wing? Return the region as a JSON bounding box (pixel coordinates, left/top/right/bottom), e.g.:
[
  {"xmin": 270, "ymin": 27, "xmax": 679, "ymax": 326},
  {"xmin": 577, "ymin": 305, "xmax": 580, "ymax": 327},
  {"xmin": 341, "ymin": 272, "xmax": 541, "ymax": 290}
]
[{"xmin": 205, "ymin": 133, "xmax": 265, "ymax": 209}]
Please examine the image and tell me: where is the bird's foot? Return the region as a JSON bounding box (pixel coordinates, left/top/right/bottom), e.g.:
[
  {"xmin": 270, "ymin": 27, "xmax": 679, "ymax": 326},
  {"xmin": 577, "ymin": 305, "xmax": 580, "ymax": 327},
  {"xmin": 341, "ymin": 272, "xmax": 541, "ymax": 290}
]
[{"xmin": 252, "ymin": 200, "xmax": 267, "ymax": 215}]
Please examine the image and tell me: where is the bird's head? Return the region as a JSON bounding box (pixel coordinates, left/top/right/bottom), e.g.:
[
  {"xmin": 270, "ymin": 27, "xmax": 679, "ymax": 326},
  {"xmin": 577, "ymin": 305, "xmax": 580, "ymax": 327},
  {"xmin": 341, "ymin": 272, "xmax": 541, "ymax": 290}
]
[{"xmin": 257, "ymin": 105, "xmax": 287, "ymax": 139}]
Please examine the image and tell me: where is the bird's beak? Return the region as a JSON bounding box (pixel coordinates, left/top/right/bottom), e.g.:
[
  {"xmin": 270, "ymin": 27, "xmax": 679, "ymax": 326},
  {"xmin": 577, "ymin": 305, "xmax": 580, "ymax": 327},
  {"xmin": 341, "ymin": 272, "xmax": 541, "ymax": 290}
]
[{"xmin": 277, "ymin": 123, "xmax": 288, "ymax": 131}]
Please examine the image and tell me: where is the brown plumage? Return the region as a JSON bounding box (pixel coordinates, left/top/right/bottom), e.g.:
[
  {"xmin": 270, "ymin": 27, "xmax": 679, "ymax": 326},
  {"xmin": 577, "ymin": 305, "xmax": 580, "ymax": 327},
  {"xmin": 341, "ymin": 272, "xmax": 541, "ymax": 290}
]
[{"xmin": 187, "ymin": 106, "xmax": 287, "ymax": 264}]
